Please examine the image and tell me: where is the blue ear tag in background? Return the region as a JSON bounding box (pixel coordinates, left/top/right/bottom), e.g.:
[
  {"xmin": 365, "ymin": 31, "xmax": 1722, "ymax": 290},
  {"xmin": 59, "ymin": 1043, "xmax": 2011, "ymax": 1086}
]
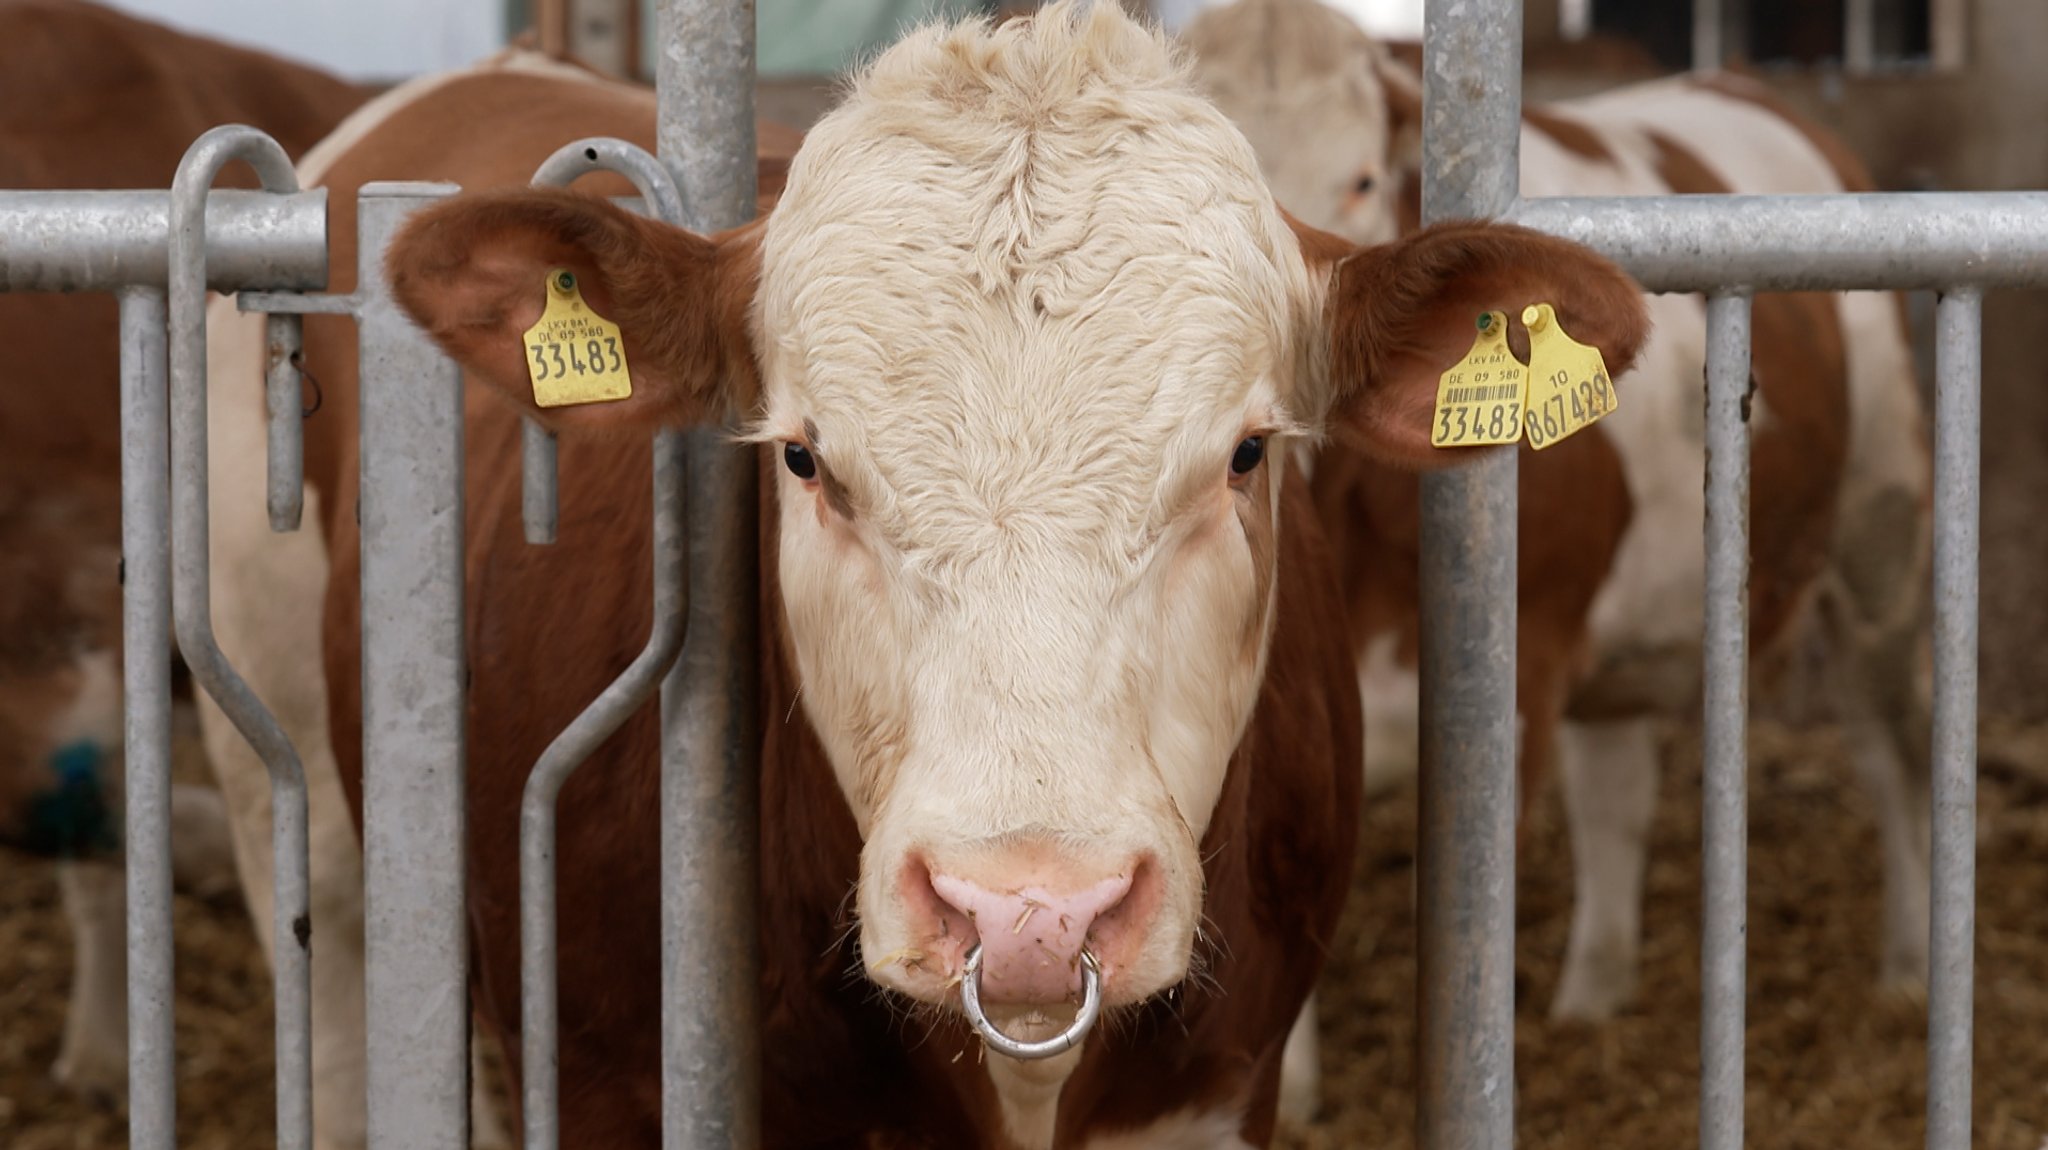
[{"xmin": 21, "ymin": 740, "xmax": 119, "ymax": 858}]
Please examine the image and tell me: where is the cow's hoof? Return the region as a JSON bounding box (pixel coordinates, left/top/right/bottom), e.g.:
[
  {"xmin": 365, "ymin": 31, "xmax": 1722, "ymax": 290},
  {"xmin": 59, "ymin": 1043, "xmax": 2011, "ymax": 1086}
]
[
  {"xmin": 52, "ymin": 1046, "xmax": 126, "ymax": 1110},
  {"xmin": 1878, "ymin": 970, "xmax": 1928, "ymax": 1010},
  {"xmin": 1549, "ymin": 961, "xmax": 1637, "ymax": 1023}
]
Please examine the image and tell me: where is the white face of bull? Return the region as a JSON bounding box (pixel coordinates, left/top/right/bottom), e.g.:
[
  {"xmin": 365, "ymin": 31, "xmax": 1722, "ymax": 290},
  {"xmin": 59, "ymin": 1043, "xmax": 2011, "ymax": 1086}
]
[
  {"xmin": 752, "ymin": 10, "xmax": 1321, "ymax": 1016},
  {"xmin": 387, "ymin": 0, "xmax": 1646, "ymax": 1075},
  {"xmin": 1183, "ymin": 0, "xmax": 1416, "ymax": 245}
]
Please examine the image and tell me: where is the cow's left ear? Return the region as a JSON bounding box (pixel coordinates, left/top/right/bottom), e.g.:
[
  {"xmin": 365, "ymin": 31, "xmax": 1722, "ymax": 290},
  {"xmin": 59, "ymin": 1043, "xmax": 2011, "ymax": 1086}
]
[
  {"xmin": 386, "ymin": 186, "xmax": 764, "ymax": 434},
  {"xmin": 1294, "ymin": 215, "xmax": 1650, "ymax": 468}
]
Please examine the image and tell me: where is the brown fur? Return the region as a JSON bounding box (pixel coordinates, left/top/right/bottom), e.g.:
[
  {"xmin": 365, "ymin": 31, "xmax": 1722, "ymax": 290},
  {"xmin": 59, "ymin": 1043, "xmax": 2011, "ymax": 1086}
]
[
  {"xmin": 1523, "ymin": 107, "xmax": 1616, "ymax": 164},
  {"xmin": 1302, "ymin": 216, "xmax": 1650, "ymax": 469},
  {"xmin": 0, "ymin": 0, "xmax": 367, "ymax": 844}
]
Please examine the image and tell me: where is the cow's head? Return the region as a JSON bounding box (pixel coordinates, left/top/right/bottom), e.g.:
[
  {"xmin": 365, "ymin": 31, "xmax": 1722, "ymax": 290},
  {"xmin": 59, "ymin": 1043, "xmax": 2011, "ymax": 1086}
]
[
  {"xmin": 1184, "ymin": 0, "xmax": 1421, "ymax": 244},
  {"xmin": 389, "ymin": 0, "xmax": 1641, "ymax": 1041}
]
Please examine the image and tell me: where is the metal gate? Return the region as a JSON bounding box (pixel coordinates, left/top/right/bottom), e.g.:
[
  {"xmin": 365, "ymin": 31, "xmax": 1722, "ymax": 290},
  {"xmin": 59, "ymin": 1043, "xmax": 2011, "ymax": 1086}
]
[
  {"xmin": 2, "ymin": 0, "xmax": 2044, "ymax": 1147},
  {"xmin": 1414, "ymin": 2, "xmax": 2048, "ymax": 1149}
]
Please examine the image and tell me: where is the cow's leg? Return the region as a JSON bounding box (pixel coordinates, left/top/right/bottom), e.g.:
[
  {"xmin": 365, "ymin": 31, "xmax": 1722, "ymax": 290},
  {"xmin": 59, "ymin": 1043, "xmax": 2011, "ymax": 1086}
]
[
  {"xmin": 1818, "ymin": 567, "xmax": 1933, "ymax": 997},
  {"xmin": 54, "ymin": 856, "xmax": 128, "ymax": 1105},
  {"xmin": 169, "ymin": 780, "xmax": 240, "ymax": 901},
  {"xmin": 199, "ymin": 299, "xmax": 371, "ymax": 1150},
  {"xmin": 1551, "ymin": 716, "xmax": 1660, "ymax": 1021},
  {"xmin": 1274, "ymin": 990, "xmax": 1319, "ymax": 1126},
  {"xmin": 1825, "ymin": 291, "xmax": 1933, "ymax": 996}
]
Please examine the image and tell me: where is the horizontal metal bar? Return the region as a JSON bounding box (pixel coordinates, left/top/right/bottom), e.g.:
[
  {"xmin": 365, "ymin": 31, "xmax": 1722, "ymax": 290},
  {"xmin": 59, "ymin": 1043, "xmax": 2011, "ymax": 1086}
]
[
  {"xmin": 1508, "ymin": 192, "xmax": 2048, "ymax": 291},
  {"xmin": 0, "ymin": 189, "xmax": 328, "ymax": 293},
  {"xmin": 239, "ymin": 290, "xmax": 361, "ymax": 316}
]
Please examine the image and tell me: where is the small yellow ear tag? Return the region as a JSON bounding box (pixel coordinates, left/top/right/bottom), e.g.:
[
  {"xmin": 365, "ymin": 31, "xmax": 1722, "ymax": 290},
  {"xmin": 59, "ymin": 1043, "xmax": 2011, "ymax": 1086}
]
[
  {"xmin": 522, "ymin": 268, "xmax": 632, "ymax": 408},
  {"xmin": 1520, "ymin": 302, "xmax": 1616, "ymax": 450},
  {"xmin": 1431, "ymin": 310, "xmax": 1528, "ymax": 448}
]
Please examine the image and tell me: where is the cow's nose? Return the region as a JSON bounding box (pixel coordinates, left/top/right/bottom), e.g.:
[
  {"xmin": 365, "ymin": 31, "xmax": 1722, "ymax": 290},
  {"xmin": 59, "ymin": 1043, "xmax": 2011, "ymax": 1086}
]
[{"xmin": 922, "ymin": 867, "xmax": 1138, "ymax": 1005}]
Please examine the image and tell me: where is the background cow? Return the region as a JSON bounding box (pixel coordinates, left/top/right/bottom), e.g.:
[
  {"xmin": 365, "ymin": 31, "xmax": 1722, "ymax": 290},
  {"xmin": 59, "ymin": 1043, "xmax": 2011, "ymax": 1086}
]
[
  {"xmin": 1183, "ymin": 0, "xmax": 1934, "ymax": 1113},
  {"xmin": 0, "ymin": 0, "xmax": 367, "ymax": 1106},
  {"xmin": 200, "ymin": 3, "xmax": 1648, "ymax": 1145}
]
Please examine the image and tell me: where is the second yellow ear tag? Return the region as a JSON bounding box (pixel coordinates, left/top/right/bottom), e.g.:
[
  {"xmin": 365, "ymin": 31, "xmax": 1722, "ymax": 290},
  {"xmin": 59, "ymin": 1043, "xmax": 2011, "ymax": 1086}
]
[
  {"xmin": 523, "ymin": 268, "xmax": 632, "ymax": 408},
  {"xmin": 1520, "ymin": 303, "xmax": 1616, "ymax": 450},
  {"xmin": 1431, "ymin": 310, "xmax": 1528, "ymax": 448}
]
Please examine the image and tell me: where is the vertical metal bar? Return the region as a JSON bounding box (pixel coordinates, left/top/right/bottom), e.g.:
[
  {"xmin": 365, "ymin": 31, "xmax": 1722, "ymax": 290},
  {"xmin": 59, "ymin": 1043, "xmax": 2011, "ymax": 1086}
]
[
  {"xmin": 267, "ymin": 312, "xmax": 306, "ymax": 532},
  {"xmin": 356, "ymin": 181, "xmax": 470, "ymax": 1150},
  {"xmin": 524, "ymin": 421, "xmax": 560, "ymax": 544},
  {"xmin": 1925, "ymin": 288, "xmax": 1980, "ymax": 1150},
  {"xmin": 1700, "ymin": 291, "xmax": 1753, "ymax": 1150},
  {"xmin": 1844, "ymin": 0, "xmax": 1877, "ymax": 72},
  {"xmin": 1415, "ymin": 0, "xmax": 1519, "ymax": 1147},
  {"xmin": 118, "ymin": 286, "xmax": 175, "ymax": 1150},
  {"xmin": 167, "ymin": 127, "xmax": 315, "ymax": 1150},
  {"xmin": 1694, "ymin": 0, "xmax": 1724, "ymax": 70},
  {"xmin": 656, "ymin": 1, "xmax": 762, "ymax": 1147}
]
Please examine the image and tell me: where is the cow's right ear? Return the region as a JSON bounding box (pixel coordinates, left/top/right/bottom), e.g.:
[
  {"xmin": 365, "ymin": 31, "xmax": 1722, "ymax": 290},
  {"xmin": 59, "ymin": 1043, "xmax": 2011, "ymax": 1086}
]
[{"xmin": 385, "ymin": 187, "xmax": 762, "ymax": 433}]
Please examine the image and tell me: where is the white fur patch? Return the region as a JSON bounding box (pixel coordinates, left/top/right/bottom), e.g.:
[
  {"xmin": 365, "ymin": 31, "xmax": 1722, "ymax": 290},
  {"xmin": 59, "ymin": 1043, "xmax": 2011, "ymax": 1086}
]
[{"xmin": 1082, "ymin": 1106, "xmax": 1253, "ymax": 1149}]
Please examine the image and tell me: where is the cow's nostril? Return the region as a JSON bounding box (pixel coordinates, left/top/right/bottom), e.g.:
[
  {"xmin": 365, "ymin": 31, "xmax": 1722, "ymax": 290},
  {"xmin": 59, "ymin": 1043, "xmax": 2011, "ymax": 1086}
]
[{"xmin": 925, "ymin": 867, "xmax": 1139, "ymax": 1006}]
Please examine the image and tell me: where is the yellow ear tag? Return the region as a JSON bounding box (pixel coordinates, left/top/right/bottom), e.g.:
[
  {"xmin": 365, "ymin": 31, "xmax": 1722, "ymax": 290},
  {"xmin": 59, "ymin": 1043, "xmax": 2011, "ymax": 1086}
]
[
  {"xmin": 1431, "ymin": 310, "xmax": 1528, "ymax": 448},
  {"xmin": 1520, "ymin": 302, "xmax": 1616, "ymax": 450},
  {"xmin": 523, "ymin": 268, "xmax": 632, "ymax": 408}
]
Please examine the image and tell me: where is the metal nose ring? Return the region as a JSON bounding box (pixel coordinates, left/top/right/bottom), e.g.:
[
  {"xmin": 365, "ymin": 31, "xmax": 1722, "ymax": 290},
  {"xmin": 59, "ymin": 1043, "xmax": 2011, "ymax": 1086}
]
[{"xmin": 958, "ymin": 945, "xmax": 1103, "ymax": 1061}]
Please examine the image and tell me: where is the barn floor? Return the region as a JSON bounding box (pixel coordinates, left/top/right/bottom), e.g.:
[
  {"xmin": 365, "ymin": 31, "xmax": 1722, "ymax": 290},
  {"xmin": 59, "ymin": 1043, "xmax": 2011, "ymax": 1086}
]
[{"xmin": 3, "ymin": 719, "xmax": 2045, "ymax": 1149}]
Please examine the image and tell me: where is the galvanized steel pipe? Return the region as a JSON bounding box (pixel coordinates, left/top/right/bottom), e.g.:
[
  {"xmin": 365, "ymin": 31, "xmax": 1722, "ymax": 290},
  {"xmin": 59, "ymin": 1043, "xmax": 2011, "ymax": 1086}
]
[
  {"xmin": 1508, "ymin": 192, "xmax": 2048, "ymax": 292},
  {"xmin": 165, "ymin": 126, "xmax": 316, "ymax": 1150},
  {"xmin": 656, "ymin": 0, "xmax": 764, "ymax": 1145},
  {"xmin": 517, "ymin": 139, "xmax": 692, "ymax": 1150},
  {"xmin": 265, "ymin": 313, "xmax": 306, "ymax": 532},
  {"xmin": 1415, "ymin": 1, "xmax": 1521, "ymax": 1148},
  {"xmin": 1927, "ymin": 289, "xmax": 1981, "ymax": 1150},
  {"xmin": 355, "ymin": 181, "xmax": 472, "ymax": 1150},
  {"xmin": 1700, "ymin": 292, "xmax": 1753, "ymax": 1150},
  {"xmin": 0, "ymin": 188, "xmax": 327, "ymax": 292},
  {"xmin": 117, "ymin": 286, "xmax": 176, "ymax": 1150}
]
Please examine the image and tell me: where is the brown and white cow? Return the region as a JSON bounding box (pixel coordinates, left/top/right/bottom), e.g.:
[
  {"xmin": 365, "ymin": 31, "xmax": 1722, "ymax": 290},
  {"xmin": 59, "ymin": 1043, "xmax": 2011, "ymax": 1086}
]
[
  {"xmin": 1185, "ymin": 0, "xmax": 1932, "ymax": 1046},
  {"xmin": 0, "ymin": 0, "xmax": 366, "ymax": 1104},
  {"xmin": 199, "ymin": 3, "xmax": 1649, "ymax": 1144}
]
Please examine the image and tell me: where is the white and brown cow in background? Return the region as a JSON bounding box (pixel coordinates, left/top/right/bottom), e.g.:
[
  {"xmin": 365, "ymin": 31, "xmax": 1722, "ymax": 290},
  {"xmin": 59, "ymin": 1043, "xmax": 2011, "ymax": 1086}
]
[
  {"xmin": 195, "ymin": 2, "xmax": 1651, "ymax": 1144},
  {"xmin": 0, "ymin": 0, "xmax": 367, "ymax": 1106},
  {"xmin": 1184, "ymin": 0, "xmax": 1934, "ymax": 1105}
]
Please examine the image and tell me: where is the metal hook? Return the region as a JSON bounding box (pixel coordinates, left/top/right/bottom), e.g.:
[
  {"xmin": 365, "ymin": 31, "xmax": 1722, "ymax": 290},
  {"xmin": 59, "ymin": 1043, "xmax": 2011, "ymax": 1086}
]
[{"xmin": 958, "ymin": 947, "xmax": 1103, "ymax": 1061}]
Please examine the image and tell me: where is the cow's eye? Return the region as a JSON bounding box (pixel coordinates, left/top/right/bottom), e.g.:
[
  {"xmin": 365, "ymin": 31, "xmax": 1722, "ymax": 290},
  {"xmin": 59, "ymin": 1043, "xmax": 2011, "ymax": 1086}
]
[
  {"xmin": 783, "ymin": 442, "xmax": 818, "ymax": 481},
  {"xmin": 1353, "ymin": 175, "xmax": 1377, "ymax": 195},
  {"xmin": 1230, "ymin": 436, "xmax": 1266, "ymax": 477}
]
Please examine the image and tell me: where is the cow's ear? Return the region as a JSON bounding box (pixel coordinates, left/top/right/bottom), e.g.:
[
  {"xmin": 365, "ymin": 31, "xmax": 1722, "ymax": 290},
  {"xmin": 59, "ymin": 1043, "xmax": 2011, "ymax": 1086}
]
[
  {"xmin": 385, "ymin": 186, "xmax": 763, "ymax": 434},
  {"xmin": 1294, "ymin": 215, "xmax": 1649, "ymax": 469}
]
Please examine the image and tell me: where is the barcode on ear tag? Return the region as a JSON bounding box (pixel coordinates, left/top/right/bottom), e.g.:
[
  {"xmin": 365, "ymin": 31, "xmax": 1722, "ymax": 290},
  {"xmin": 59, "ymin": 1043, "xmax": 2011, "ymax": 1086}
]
[
  {"xmin": 523, "ymin": 267, "xmax": 632, "ymax": 408},
  {"xmin": 1520, "ymin": 302, "xmax": 1616, "ymax": 451},
  {"xmin": 1431, "ymin": 310, "xmax": 1528, "ymax": 449}
]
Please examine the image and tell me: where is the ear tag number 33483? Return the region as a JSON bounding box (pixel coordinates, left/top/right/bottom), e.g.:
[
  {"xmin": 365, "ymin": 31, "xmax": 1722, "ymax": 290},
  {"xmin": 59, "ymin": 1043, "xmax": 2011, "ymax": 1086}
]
[
  {"xmin": 1521, "ymin": 302, "xmax": 1616, "ymax": 450},
  {"xmin": 1430, "ymin": 310, "xmax": 1527, "ymax": 448},
  {"xmin": 524, "ymin": 267, "xmax": 632, "ymax": 408}
]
